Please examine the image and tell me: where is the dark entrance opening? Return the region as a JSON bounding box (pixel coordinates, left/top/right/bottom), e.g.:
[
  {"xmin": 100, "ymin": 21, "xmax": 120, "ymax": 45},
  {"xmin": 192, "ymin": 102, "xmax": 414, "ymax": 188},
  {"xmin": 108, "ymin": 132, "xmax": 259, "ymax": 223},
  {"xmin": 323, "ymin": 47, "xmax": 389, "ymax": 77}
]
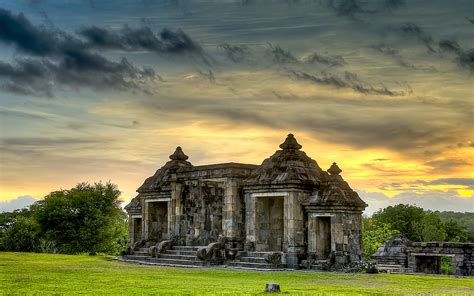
[
  {"xmin": 133, "ymin": 217, "xmax": 142, "ymax": 243},
  {"xmin": 315, "ymin": 216, "xmax": 331, "ymax": 259},
  {"xmin": 148, "ymin": 202, "xmax": 168, "ymax": 241},
  {"xmin": 256, "ymin": 197, "xmax": 284, "ymax": 251},
  {"xmin": 415, "ymin": 255, "xmax": 441, "ymax": 274}
]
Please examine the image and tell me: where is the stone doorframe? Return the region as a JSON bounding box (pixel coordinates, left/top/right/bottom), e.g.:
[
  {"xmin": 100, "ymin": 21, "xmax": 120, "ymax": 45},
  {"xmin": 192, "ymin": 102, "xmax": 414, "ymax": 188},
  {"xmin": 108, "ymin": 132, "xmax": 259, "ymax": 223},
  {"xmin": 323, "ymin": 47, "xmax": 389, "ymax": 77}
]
[
  {"xmin": 409, "ymin": 253, "xmax": 457, "ymax": 274},
  {"xmin": 307, "ymin": 213, "xmax": 335, "ymax": 260},
  {"xmin": 142, "ymin": 198, "xmax": 172, "ymax": 241},
  {"xmin": 245, "ymin": 190, "xmax": 306, "ymax": 267},
  {"xmin": 128, "ymin": 214, "xmax": 142, "ymax": 246}
]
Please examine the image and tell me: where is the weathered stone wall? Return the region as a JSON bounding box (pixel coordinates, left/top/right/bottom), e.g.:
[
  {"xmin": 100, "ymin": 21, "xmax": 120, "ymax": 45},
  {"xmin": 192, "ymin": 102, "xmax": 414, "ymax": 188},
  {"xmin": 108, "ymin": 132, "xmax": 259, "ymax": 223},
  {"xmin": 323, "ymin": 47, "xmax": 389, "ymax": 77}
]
[
  {"xmin": 180, "ymin": 182, "xmax": 224, "ymax": 245},
  {"xmin": 373, "ymin": 235, "xmax": 474, "ymax": 276},
  {"xmin": 331, "ymin": 212, "xmax": 363, "ymax": 263}
]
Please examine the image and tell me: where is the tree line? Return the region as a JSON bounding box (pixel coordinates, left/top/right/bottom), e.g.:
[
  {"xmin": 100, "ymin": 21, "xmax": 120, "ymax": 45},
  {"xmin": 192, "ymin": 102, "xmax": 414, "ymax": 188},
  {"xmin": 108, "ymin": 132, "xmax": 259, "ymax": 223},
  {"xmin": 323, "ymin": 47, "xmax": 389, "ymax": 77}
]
[
  {"xmin": 362, "ymin": 204, "xmax": 472, "ymax": 259},
  {"xmin": 0, "ymin": 182, "xmax": 127, "ymax": 255}
]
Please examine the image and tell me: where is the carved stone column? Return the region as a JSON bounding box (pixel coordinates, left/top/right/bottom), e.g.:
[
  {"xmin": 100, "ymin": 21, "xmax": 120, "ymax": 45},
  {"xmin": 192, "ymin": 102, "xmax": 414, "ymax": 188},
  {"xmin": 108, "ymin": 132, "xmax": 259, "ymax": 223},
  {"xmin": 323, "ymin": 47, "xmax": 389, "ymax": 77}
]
[
  {"xmin": 170, "ymin": 181, "xmax": 183, "ymax": 238},
  {"xmin": 223, "ymin": 178, "xmax": 241, "ymax": 240},
  {"xmin": 285, "ymin": 190, "xmax": 306, "ymax": 267}
]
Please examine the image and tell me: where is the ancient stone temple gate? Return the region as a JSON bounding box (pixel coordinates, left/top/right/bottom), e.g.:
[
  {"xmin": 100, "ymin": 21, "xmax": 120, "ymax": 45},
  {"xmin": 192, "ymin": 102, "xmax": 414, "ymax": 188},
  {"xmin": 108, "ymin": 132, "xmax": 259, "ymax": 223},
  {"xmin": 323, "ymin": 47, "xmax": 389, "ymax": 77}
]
[{"xmin": 124, "ymin": 134, "xmax": 367, "ymax": 269}]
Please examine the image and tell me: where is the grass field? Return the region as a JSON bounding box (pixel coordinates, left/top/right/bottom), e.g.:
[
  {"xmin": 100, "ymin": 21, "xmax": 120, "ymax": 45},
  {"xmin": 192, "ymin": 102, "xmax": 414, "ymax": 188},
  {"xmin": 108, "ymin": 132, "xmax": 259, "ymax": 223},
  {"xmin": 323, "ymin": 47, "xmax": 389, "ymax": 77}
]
[{"xmin": 1, "ymin": 252, "xmax": 473, "ymax": 295}]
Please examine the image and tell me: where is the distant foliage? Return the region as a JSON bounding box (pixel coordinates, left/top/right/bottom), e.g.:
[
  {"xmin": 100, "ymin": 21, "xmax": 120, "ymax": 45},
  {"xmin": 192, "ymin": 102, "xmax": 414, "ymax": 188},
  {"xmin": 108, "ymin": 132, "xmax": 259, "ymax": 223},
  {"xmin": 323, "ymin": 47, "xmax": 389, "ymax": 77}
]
[
  {"xmin": 0, "ymin": 182, "xmax": 128, "ymax": 255},
  {"xmin": 371, "ymin": 204, "xmax": 471, "ymax": 243},
  {"xmin": 362, "ymin": 217, "xmax": 399, "ymax": 259}
]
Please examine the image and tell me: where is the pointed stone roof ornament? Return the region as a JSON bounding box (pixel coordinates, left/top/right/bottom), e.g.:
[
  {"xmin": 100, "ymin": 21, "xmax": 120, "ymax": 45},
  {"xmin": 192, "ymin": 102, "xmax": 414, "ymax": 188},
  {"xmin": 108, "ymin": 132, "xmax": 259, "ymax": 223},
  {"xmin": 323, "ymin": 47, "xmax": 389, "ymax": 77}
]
[
  {"xmin": 328, "ymin": 162, "xmax": 342, "ymax": 175},
  {"xmin": 169, "ymin": 146, "xmax": 189, "ymax": 161},
  {"xmin": 279, "ymin": 133, "xmax": 302, "ymax": 150}
]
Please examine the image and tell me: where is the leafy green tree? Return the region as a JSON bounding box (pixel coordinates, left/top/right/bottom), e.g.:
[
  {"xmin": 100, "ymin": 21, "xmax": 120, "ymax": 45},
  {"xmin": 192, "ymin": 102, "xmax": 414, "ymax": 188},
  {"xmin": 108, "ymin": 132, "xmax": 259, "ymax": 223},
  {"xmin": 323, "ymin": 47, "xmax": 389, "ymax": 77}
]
[
  {"xmin": 443, "ymin": 219, "xmax": 468, "ymax": 242},
  {"xmin": 0, "ymin": 210, "xmax": 41, "ymax": 252},
  {"xmin": 34, "ymin": 182, "xmax": 128, "ymax": 254},
  {"xmin": 372, "ymin": 204, "xmax": 425, "ymax": 241},
  {"xmin": 418, "ymin": 212, "xmax": 446, "ymax": 242},
  {"xmin": 362, "ymin": 217, "xmax": 399, "ymax": 259}
]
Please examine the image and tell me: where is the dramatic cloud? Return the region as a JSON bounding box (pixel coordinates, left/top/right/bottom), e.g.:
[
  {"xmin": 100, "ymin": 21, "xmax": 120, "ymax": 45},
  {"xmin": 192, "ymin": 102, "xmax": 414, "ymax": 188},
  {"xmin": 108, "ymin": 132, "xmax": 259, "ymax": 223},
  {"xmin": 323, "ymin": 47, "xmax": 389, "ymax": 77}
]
[
  {"xmin": 359, "ymin": 189, "xmax": 473, "ymax": 215},
  {"xmin": 289, "ymin": 70, "xmax": 406, "ymax": 96},
  {"xmin": 400, "ymin": 23, "xmax": 436, "ymax": 52},
  {"xmin": 0, "ymin": 8, "xmax": 155, "ymax": 96},
  {"xmin": 219, "ymin": 43, "xmax": 251, "ymax": 63},
  {"xmin": 371, "ymin": 44, "xmax": 416, "ymax": 69},
  {"xmin": 79, "ymin": 26, "xmax": 202, "ymax": 54},
  {"xmin": 439, "ymin": 39, "xmax": 474, "ymax": 73},
  {"xmin": 268, "ymin": 44, "xmax": 299, "ymax": 64},
  {"xmin": 305, "ymin": 51, "xmax": 346, "ymax": 67}
]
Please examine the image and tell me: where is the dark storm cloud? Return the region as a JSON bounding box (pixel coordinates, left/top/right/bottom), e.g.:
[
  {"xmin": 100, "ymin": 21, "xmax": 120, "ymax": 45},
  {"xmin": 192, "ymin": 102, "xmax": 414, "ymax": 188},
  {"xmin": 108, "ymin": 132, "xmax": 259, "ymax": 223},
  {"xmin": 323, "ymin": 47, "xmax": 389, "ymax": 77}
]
[
  {"xmin": 289, "ymin": 70, "xmax": 405, "ymax": 96},
  {"xmin": 0, "ymin": 8, "xmax": 57, "ymax": 56},
  {"xmin": 380, "ymin": 178, "xmax": 474, "ymax": 191},
  {"xmin": 328, "ymin": 0, "xmax": 405, "ymax": 17},
  {"xmin": 0, "ymin": 59, "xmax": 53, "ymax": 97},
  {"xmin": 218, "ymin": 43, "xmax": 251, "ymax": 63},
  {"xmin": 439, "ymin": 39, "xmax": 474, "ymax": 73},
  {"xmin": 329, "ymin": 0, "xmax": 368, "ymax": 16},
  {"xmin": 2, "ymin": 136, "xmax": 108, "ymax": 147},
  {"xmin": 0, "ymin": 8, "xmax": 155, "ymax": 96},
  {"xmin": 371, "ymin": 44, "xmax": 416, "ymax": 69},
  {"xmin": 268, "ymin": 44, "xmax": 299, "ymax": 64},
  {"xmin": 79, "ymin": 26, "xmax": 202, "ymax": 54},
  {"xmin": 305, "ymin": 52, "xmax": 346, "ymax": 67},
  {"xmin": 400, "ymin": 23, "xmax": 436, "ymax": 53}
]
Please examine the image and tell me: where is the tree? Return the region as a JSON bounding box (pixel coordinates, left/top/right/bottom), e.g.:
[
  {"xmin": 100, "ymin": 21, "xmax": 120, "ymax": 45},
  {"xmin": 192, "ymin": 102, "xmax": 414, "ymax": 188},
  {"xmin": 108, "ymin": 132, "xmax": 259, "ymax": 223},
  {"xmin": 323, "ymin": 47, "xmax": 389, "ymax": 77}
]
[
  {"xmin": 0, "ymin": 211, "xmax": 41, "ymax": 252},
  {"xmin": 34, "ymin": 182, "xmax": 128, "ymax": 254},
  {"xmin": 362, "ymin": 217, "xmax": 399, "ymax": 259},
  {"xmin": 443, "ymin": 219, "xmax": 468, "ymax": 242},
  {"xmin": 372, "ymin": 204, "xmax": 425, "ymax": 241}
]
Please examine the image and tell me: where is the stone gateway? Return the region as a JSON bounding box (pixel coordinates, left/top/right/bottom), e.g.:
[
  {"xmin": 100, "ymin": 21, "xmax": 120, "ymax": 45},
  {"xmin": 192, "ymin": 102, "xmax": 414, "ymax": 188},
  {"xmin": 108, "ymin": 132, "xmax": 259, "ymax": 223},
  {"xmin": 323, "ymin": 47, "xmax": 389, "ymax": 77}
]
[{"xmin": 124, "ymin": 134, "xmax": 367, "ymax": 269}]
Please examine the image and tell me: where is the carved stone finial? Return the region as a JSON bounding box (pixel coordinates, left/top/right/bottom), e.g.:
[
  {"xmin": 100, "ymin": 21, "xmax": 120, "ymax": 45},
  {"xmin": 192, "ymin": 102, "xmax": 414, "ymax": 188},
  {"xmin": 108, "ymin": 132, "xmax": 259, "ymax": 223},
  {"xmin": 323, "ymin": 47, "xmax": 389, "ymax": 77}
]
[
  {"xmin": 169, "ymin": 146, "xmax": 189, "ymax": 161},
  {"xmin": 328, "ymin": 162, "xmax": 342, "ymax": 175},
  {"xmin": 279, "ymin": 133, "xmax": 302, "ymax": 150}
]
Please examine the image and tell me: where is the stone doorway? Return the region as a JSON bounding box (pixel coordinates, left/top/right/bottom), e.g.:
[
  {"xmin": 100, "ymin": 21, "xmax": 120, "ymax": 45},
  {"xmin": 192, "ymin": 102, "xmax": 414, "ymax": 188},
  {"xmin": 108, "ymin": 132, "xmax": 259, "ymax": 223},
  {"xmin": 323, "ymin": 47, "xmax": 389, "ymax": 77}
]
[
  {"xmin": 256, "ymin": 197, "xmax": 284, "ymax": 251},
  {"xmin": 308, "ymin": 215, "xmax": 331, "ymax": 259},
  {"xmin": 133, "ymin": 217, "xmax": 142, "ymax": 243},
  {"xmin": 148, "ymin": 201, "xmax": 168, "ymax": 241},
  {"xmin": 415, "ymin": 255, "xmax": 441, "ymax": 274}
]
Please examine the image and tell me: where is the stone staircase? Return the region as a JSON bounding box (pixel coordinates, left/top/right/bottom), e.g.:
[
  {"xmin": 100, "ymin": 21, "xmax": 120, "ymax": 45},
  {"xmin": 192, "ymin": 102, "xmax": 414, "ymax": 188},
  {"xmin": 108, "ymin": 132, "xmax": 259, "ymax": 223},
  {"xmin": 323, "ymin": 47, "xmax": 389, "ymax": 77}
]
[
  {"xmin": 309, "ymin": 259, "xmax": 330, "ymax": 271},
  {"xmin": 227, "ymin": 251, "xmax": 287, "ymax": 270},
  {"xmin": 122, "ymin": 245, "xmax": 210, "ymax": 268}
]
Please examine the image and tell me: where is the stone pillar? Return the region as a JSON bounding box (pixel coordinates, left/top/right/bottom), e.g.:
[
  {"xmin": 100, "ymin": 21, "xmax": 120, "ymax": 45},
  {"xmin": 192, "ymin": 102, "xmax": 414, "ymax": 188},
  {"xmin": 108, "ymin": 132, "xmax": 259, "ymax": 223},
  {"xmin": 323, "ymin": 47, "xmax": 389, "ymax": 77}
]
[
  {"xmin": 170, "ymin": 181, "xmax": 183, "ymax": 238},
  {"xmin": 245, "ymin": 193, "xmax": 257, "ymax": 248},
  {"xmin": 284, "ymin": 191, "xmax": 305, "ymax": 267},
  {"xmin": 142, "ymin": 201, "xmax": 149, "ymax": 241},
  {"xmin": 223, "ymin": 178, "xmax": 241, "ymax": 240},
  {"xmin": 128, "ymin": 215, "xmax": 134, "ymax": 246}
]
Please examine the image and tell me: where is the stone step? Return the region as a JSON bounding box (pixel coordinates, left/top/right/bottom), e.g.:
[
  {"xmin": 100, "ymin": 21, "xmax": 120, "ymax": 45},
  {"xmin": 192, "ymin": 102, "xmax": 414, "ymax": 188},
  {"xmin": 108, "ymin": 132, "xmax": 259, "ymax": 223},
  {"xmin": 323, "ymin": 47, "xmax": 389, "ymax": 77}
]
[
  {"xmin": 138, "ymin": 248, "xmax": 149, "ymax": 252},
  {"xmin": 225, "ymin": 266, "xmax": 288, "ymax": 271},
  {"xmin": 239, "ymin": 256, "xmax": 267, "ymax": 263},
  {"xmin": 243, "ymin": 252, "xmax": 279, "ymax": 258},
  {"xmin": 171, "ymin": 246, "xmax": 205, "ymax": 251},
  {"xmin": 134, "ymin": 251, "xmax": 148, "ymax": 256},
  {"xmin": 148, "ymin": 258, "xmax": 210, "ymax": 266},
  {"xmin": 117, "ymin": 258, "xmax": 204, "ymax": 269},
  {"xmin": 158, "ymin": 254, "xmax": 199, "ymax": 261},
  {"xmin": 227, "ymin": 261, "xmax": 286, "ymax": 269},
  {"xmin": 163, "ymin": 250, "xmax": 196, "ymax": 256},
  {"xmin": 123, "ymin": 255, "xmax": 150, "ymax": 261}
]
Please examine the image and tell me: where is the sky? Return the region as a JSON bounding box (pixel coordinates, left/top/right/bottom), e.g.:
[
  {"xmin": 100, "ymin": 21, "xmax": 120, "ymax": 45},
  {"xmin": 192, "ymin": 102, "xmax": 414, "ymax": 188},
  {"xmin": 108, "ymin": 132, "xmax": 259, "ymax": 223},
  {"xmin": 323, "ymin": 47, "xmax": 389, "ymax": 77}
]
[{"xmin": 0, "ymin": 0, "xmax": 472, "ymax": 215}]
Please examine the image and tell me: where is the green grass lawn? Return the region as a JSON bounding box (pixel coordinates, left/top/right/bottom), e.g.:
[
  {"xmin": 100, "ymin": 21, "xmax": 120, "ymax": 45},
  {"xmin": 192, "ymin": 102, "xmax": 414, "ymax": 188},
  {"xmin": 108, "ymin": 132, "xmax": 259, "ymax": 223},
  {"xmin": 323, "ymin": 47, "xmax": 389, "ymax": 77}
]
[{"xmin": 1, "ymin": 252, "xmax": 473, "ymax": 295}]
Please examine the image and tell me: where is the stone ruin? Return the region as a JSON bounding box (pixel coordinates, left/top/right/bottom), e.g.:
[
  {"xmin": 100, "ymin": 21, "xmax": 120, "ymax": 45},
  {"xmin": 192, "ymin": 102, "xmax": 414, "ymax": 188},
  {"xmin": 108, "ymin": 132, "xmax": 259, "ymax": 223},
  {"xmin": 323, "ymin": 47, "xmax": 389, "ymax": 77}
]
[
  {"xmin": 123, "ymin": 133, "xmax": 368, "ymax": 269},
  {"xmin": 373, "ymin": 234, "xmax": 474, "ymax": 276}
]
